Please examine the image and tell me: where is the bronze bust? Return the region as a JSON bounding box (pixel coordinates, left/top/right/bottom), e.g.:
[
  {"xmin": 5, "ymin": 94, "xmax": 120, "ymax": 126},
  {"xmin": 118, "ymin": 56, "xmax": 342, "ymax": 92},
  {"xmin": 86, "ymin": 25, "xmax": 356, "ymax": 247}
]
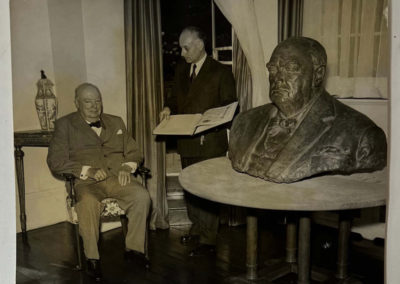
[{"xmin": 229, "ymin": 37, "xmax": 387, "ymax": 183}]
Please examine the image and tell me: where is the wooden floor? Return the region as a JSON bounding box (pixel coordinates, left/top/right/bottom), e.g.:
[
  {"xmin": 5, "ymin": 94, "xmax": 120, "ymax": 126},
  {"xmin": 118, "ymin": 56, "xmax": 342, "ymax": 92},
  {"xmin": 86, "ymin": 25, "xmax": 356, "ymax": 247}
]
[{"xmin": 16, "ymin": 217, "xmax": 383, "ymax": 284}]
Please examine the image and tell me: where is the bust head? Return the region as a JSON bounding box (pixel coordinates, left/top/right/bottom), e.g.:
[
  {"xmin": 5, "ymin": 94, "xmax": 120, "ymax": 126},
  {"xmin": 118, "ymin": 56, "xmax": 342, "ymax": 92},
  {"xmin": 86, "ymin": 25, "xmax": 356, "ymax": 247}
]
[
  {"xmin": 229, "ymin": 37, "xmax": 386, "ymax": 183},
  {"xmin": 267, "ymin": 37, "xmax": 326, "ymax": 117}
]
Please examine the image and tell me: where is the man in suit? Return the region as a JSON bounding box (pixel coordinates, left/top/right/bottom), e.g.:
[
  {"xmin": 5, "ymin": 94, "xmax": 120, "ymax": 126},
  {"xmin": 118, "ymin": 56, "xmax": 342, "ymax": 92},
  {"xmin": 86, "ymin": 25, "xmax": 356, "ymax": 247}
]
[
  {"xmin": 160, "ymin": 26, "xmax": 236, "ymax": 256},
  {"xmin": 229, "ymin": 37, "xmax": 387, "ymax": 183},
  {"xmin": 47, "ymin": 83, "xmax": 150, "ymax": 280}
]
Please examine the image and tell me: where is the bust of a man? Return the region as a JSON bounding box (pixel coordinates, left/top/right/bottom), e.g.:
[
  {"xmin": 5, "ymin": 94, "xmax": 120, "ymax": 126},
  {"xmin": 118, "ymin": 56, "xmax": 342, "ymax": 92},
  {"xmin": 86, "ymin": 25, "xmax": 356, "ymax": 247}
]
[{"xmin": 229, "ymin": 37, "xmax": 387, "ymax": 183}]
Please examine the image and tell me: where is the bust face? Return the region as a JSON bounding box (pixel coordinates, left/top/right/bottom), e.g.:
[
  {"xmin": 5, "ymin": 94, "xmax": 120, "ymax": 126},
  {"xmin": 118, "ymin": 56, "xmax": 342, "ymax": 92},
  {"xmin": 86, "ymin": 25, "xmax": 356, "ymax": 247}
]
[{"xmin": 267, "ymin": 44, "xmax": 315, "ymax": 117}]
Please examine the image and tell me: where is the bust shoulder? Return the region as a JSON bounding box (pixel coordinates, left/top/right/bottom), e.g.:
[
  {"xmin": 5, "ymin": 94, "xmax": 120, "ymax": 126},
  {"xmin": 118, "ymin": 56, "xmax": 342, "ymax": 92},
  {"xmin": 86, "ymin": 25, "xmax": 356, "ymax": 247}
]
[
  {"xmin": 234, "ymin": 104, "xmax": 276, "ymax": 125},
  {"xmin": 331, "ymin": 96, "xmax": 381, "ymax": 131}
]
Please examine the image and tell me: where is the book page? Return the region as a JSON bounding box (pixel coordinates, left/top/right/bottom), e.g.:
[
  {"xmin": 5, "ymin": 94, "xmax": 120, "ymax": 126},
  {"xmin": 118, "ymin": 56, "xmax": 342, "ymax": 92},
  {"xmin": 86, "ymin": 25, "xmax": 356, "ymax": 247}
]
[
  {"xmin": 153, "ymin": 114, "xmax": 202, "ymax": 135},
  {"xmin": 196, "ymin": 101, "xmax": 238, "ymax": 126},
  {"xmin": 193, "ymin": 101, "xmax": 238, "ymax": 134}
]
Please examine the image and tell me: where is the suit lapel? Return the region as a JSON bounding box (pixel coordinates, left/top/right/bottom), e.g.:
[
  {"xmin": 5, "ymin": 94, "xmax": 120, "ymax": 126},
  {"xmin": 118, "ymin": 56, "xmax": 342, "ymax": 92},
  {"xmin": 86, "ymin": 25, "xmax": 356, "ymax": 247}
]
[
  {"xmin": 180, "ymin": 57, "xmax": 211, "ymax": 112},
  {"xmin": 71, "ymin": 112, "xmax": 102, "ymax": 143},
  {"xmin": 267, "ymin": 93, "xmax": 336, "ymax": 179},
  {"xmin": 181, "ymin": 57, "xmax": 213, "ymax": 113},
  {"xmin": 99, "ymin": 114, "xmax": 112, "ymax": 142},
  {"xmin": 190, "ymin": 57, "xmax": 211, "ymax": 88},
  {"xmin": 187, "ymin": 57, "xmax": 212, "ymax": 97},
  {"xmin": 180, "ymin": 63, "xmax": 192, "ymax": 111},
  {"xmin": 181, "ymin": 63, "xmax": 191, "ymax": 93}
]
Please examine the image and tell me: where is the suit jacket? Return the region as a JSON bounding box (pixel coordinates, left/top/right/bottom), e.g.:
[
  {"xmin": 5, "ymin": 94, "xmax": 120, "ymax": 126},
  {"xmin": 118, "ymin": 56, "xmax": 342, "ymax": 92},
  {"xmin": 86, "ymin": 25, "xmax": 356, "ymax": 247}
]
[
  {"xmin": 47, "ymin": 112, "xmax": 143, "ymax": 183},
  {"xmin": 229, "ymin": 92, "xmax": 387, "ymax": 183},
  {"xmin": 167, "ymin": 57, "xmax": 237, "ymax": 159}
]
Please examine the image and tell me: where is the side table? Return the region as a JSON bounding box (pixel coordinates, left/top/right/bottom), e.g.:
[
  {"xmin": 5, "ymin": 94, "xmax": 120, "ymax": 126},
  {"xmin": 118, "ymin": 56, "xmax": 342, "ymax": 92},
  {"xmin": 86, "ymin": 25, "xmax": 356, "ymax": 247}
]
[{"xmin": 14, "ymin": 130, "xmax": 53, "ymax": 242}]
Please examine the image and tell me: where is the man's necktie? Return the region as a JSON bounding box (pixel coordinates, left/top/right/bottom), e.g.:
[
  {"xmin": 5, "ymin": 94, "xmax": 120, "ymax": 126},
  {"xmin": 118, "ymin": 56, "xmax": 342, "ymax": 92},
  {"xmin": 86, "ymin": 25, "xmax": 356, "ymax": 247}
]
[
  {"xmin": 190, "ymin": 64, "xmax": 197, "ymax": 82},
  {"xmin": 89, "ymin": 120, "xmax": 101, "ymax": 128},
  {"xmin": 262, "ymin": 116, "xmax": 298, "ymax": 159}
]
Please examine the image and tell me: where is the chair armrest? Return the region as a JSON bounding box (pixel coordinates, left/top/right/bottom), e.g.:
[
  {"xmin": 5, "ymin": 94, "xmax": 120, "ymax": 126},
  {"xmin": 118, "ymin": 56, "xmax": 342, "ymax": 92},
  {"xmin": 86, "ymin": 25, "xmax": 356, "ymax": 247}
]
[
  {"xmin": 62, "ymin": 173, "xmax": 77, "ymax": 204},
  {"xmin": 136, "ymin": 165, "xmax": 151, "ymax": 177},
  {"xmin": 134, "ymin": 166, "xmax": 151, "ymax": 188},
  {"xmin": 63, "ymin": 173, "xmax": 76, "ymax": 182}
]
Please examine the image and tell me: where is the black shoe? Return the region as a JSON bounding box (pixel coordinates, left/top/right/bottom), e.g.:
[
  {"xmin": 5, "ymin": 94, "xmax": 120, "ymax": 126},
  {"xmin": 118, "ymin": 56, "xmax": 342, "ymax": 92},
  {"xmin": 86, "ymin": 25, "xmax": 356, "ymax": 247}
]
[
  {"xmin": 180, "ymin": 234, "xmax": 199, "ymax": 245},
  {"xmin": 124, "ymin": 250, "xmax": 150, "ymax": 270},
  {"xmin": 189, "ymin": 244, "xmax": 216, "ymax": 257},
  {"xmin": 86, "ymin": 259, "xmax": 102, "ymax": 281}
]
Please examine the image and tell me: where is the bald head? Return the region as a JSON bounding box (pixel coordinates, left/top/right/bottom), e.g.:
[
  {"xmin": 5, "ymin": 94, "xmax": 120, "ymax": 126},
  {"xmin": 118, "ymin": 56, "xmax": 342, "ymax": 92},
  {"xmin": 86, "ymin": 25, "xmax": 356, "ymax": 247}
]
[
  {"xmin": 74, "ymin": 83, "xmax": 103, "ymax": 122},
  {"xmin": 179, "ymin": 26, "xmax": 207, "ymax": 64},
  {"xmin": 75, "ymin": 83, "xmax": 102, "ymax": 100}
]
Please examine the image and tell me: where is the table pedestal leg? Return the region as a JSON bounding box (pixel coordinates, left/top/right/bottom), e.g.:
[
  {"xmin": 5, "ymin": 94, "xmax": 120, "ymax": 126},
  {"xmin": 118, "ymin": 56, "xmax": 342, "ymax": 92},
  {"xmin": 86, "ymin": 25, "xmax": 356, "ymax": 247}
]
[
  {"xmin": 298, "ymin": 215, "xmax": 311, "ymax": 284},
  {"xmin": 336, "ymin": 212, "xmax": 351, "ymax": 280},
  {"xmin": 286, "ymin": 218, "xmax": 297, "ymax": 264},
  {"xmin": 15, "ymin": 146, "xmax": 27, "ymax": 242},
  {"xmin": 246, "ymin": 214, "xmax": 258, "ymax": 280},
  {"xmin": 263, "ymin": 218, "xmax": 297, "ymax": 282}
]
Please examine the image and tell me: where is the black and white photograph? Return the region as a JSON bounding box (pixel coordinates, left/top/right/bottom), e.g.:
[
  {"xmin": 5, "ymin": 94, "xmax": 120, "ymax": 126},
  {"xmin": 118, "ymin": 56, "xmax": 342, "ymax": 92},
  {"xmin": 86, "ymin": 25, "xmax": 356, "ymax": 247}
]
[{"xmin": 1, "ymin": 0, "xmax": 400, "ymax": 283}]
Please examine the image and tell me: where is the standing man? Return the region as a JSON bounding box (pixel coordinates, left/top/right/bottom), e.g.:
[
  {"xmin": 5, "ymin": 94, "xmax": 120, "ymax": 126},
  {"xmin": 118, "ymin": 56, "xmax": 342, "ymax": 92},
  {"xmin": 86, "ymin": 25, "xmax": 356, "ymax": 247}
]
[
  {"xmin": 160, "ymin": 26, "xmax": 237, "ymax": 256},
  {"xmin": 48, "ymin": 83, "xmax": 151, "ymax": 281}
]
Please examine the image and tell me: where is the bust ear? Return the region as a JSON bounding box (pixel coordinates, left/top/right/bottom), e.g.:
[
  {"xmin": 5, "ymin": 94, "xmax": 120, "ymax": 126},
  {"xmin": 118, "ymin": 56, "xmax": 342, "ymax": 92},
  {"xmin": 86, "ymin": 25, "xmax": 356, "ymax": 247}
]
[{"xmin": 313, "ymin": 65, "xmax": 326, "ymax": 87}]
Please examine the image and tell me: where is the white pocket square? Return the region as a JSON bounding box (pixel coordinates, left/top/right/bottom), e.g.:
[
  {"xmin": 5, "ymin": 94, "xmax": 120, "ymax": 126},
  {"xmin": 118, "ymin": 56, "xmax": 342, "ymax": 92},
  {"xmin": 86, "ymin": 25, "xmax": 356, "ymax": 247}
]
[{"xmin": 117, "ymin": 129, "xmax": 123, "ymax": 135}]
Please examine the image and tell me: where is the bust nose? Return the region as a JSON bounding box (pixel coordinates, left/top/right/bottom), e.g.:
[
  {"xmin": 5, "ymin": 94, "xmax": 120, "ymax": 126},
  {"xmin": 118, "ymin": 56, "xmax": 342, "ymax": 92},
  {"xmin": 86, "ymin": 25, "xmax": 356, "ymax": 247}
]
[
  {"xmin": 272, "ymin": 70, "xmax": 286, "ymax": 88},
  {"xmin": 272, "ymin": 77, "xmax": 284, "ymax": 89}
]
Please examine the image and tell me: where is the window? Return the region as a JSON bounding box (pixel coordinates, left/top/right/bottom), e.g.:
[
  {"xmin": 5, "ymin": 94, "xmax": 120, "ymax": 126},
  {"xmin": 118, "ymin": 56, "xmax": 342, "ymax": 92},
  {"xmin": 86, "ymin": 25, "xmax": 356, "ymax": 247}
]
[
  {"xmin": 211, "ymin": 0, "xmax": 233, "ymax": 65},
  {"xmin": 303, "ymin": 0, "xmax": 389, "ymax": 98}
]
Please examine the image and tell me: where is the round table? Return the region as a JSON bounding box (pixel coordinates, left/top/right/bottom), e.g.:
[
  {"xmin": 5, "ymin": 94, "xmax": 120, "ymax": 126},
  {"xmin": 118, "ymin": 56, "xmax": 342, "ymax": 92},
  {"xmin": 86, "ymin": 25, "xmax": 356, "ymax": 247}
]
[{"xmin": 179, "ymin": 157, "xmax": 387, "ymax": 283}]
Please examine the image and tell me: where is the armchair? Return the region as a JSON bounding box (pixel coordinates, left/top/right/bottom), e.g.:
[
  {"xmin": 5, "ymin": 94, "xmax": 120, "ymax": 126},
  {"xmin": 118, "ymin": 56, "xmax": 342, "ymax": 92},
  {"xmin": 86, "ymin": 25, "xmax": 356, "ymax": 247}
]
[{"xmin": 64, "ymin": 166, "xmax": 151, "ymax": 270}]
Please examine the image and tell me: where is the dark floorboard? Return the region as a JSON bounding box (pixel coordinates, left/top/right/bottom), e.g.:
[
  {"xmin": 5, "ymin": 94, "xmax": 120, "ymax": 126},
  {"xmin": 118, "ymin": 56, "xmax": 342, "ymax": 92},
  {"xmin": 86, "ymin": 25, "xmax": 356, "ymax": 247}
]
[{"xmin": 16, "ymin": 218, "xmax": 383, "ymax": 284}]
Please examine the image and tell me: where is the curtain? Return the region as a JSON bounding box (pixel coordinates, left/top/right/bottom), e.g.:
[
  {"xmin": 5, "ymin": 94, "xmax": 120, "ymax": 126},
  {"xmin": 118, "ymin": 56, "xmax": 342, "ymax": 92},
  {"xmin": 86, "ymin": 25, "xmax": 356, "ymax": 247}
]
[
  {"xmin": 215, "ymin": 0, "xmax": 270, "ymax": 107},
  {"xmin": 232, "ymin": 33, "xmax": 253, "ymax": 112},
  {"xmin": 303, "ymin": 0, "xmax": 389, "ymax": 99},
  {"xmin": 278, "ymin": 0, "xmax": 303, "ymax": 42},
  {"xmin": 220, "ymin": 32, "xmax": 253, "ymax": 227},
  {"xmin": 124, "ymin": 0, "xmax": 169, "ymax": 230}
]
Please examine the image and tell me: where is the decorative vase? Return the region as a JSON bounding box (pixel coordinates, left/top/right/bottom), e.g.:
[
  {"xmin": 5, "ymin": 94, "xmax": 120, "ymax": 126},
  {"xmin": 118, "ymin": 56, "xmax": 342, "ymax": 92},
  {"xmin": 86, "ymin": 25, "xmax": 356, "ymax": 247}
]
[{"xmin": 35, "ymin": 70, "xmax": 57, "ymax": 131}]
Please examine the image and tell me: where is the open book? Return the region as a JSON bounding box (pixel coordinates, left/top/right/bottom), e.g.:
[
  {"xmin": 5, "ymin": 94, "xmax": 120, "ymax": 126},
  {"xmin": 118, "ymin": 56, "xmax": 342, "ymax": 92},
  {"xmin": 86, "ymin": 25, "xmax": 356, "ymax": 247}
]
[{"xmin": 153, "ymin": 101, "xmax": 238, "ymax": 135}]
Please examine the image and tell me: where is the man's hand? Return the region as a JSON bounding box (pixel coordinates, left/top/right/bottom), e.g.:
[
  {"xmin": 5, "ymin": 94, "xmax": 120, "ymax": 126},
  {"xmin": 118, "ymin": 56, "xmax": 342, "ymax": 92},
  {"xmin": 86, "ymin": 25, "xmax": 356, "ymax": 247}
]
[
  {"xmin": 118, "ymin": 167, "xmax": 132, "ymax": 186},
  {"xmin": 87, "ymin": 168, "xmax": 108, "ymax": 181},
  {"xmin": 159, "ymin": 107, "xmax": 171, "ymax": 121}
]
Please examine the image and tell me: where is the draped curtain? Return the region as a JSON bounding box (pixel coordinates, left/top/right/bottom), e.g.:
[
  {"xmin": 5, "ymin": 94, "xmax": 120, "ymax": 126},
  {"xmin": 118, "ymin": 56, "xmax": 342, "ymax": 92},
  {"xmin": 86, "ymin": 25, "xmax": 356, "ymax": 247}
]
[
  {"xmin": 215, "ymin": 0, "xmax": 271, "ymax": 108},
  {"xmin": 278, "ymin": 0, "xmax": 303, "ymax": 42},
  {"xmin": 217, "ymin": 0, "xmax": 299, "ymax": 225},
  {"xmin": 124, "ymin": 0, "xmax": 169, "ymax": 230},
  {"xmin": 221, "ymin": 33, "xmax": 253, "ymax": 226},
  {"xmin": 303, "ymin": 0, "xmax": 389, "ymax": 98},
  {"xmin": 232, "ymin": 33, "xmax": 253, "ymax": 112}
]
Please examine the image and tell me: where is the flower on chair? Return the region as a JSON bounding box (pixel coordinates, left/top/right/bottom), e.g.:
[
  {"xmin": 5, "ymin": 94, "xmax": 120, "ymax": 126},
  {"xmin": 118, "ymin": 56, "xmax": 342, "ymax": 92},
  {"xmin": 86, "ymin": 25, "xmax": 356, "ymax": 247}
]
[{"xmin": 101, "ymin": 198, "xmax": 125, "ymax": 217}]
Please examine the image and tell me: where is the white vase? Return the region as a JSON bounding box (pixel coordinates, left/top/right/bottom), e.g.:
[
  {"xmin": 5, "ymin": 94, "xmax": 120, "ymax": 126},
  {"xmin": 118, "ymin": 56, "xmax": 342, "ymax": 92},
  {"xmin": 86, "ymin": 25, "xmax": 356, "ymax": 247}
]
[{"xmin": 35, "ymin": 71, "xmax": 57, "ymax": 131}]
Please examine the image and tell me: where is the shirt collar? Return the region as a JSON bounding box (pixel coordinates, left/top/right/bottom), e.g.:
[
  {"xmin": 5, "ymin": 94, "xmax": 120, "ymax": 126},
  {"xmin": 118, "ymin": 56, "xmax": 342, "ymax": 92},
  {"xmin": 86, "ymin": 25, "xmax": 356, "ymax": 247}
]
[
  {"xmin": 191, "ymin": 53, "xmax": 207, "ymax": 75},
  {"xmin": 85, "ymin": 119, "xmax": 102, "ymax": 127}
]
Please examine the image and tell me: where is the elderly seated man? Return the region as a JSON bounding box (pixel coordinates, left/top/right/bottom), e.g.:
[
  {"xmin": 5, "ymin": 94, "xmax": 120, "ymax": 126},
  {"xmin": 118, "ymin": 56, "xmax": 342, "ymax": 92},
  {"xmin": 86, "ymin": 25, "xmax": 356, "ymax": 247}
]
[
  {"xmin": 229, "ymin": 37, "xmax": 387, "ymax": 183},
  {"xmin": 47, "ymin": 83, "xmax": 150, "ymax": 281}
]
